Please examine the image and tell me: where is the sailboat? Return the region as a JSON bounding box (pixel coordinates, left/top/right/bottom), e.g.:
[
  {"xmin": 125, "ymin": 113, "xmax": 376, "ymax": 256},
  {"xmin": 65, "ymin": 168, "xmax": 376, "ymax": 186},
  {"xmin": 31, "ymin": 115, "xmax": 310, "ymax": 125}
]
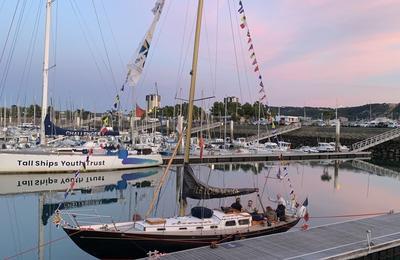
[
  {"xmin": 62, "ymin": 1, "xmax": 303, "ymax": 258},
  {"xmin": 0, "ymin": 0, "xmax": 163, "ymax": 173}
]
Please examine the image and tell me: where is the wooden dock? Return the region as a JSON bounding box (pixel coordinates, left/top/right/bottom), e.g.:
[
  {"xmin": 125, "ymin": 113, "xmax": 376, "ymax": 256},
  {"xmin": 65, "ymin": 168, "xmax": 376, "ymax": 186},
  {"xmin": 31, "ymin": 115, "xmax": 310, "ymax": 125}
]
[
  {"xmin": 162, "ymin": 151, "xmax": 371, "ymax": 165},
  {"xmin": 159, "ymin": 212, "xmax": 400, "ymax": 260}
]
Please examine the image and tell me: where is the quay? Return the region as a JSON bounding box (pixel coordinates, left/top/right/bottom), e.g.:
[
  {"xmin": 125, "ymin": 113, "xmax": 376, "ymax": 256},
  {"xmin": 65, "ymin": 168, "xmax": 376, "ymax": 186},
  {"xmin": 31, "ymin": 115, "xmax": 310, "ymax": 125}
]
[
  {"xmin": 160, "ymin": 212, "xmax": 400, "ymax": 260},
  {"xmin": 162, "ymin": 151, "xmax": 371, "ymax": 165}
]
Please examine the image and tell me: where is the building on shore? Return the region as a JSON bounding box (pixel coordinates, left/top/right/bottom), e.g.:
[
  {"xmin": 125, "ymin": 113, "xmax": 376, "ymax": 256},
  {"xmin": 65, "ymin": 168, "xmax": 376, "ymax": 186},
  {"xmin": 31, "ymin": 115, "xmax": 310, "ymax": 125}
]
[{"xmin": 146, "ymin": 94, "xmax": 161, "ymax": 113}]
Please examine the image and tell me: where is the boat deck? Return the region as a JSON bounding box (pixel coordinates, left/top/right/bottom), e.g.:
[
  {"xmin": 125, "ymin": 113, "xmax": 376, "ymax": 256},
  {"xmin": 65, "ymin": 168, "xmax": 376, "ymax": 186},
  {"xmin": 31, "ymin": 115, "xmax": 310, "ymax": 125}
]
[{"xmin": 158, "ymin": 212, "xmax": 400, "ymax": 259}]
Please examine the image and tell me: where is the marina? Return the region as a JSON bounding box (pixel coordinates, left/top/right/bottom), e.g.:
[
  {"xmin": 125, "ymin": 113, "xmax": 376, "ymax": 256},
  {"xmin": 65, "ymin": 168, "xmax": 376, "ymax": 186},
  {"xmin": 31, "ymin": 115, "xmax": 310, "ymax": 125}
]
[{"xmin": 0, "ymin": 0, "xmax": 399, "ymax": 259}]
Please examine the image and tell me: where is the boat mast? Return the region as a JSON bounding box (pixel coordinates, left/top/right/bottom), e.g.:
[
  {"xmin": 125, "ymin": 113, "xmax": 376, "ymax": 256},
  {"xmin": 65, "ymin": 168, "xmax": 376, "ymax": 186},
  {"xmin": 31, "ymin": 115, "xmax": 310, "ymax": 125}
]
[
  {"xmin": 180, "ymin": 0, "xmax": 204, "ymax": 216},
  {"xmin": 40, "ymin": 0, "xmax": 52, "ymax": 145}
]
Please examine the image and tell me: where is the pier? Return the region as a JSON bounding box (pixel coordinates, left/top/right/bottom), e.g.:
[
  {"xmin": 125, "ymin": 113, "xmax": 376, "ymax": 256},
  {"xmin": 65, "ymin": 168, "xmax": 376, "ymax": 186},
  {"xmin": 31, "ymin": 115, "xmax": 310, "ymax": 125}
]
[
  {"xmin": 160, "ymin": 212, "xmax": 400, "ymax": 260},
  {"xmin": 162, "ymin": 151, "xmax": 370, "ymax": 165}
]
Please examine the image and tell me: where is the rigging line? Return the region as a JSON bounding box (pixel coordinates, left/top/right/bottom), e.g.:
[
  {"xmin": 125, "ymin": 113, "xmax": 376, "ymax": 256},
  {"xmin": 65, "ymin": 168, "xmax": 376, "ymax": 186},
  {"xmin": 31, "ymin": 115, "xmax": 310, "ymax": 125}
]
[
  {"xmin": 227, "ymin": 0, "xmax": 244, "ymax": 103},
  {"xmin": 15, "ymin": 0, "xmax": 42, "ymax": 104},
  {"xmin": 202, "ymin": 7, "xmax": 216, "ymax": 98},
  {"xmin": 0, "ymin": 0, "xmax": 28, "ymax": 100},
  {"xmin": 70, "ymin": 0, "xmax": 111, "ymax": 97},
  {"xmin": 50, "ymin": 0, "xmax": 59, "ymax": 99},
  {"xmin": 233, "ymin": 4, "xmax": 253, "ymax": 104},
  {"xmin": 175, "ymin": 9, "xmax": 195, "ymax": 99},
  {"xmin": 91, "ymin": 0, "xmax": 118, "ymax": 93},
  {"xmin": 213, "ymin": 0, "xmax": 219, "ymax": 96},
  {"xmin": 100, "ymin": 0, "xmax": 125, "ymax": 72},
  {"xmin": 0, "ymin": 0, "xmax": 21, "ymax": 65},
  {"xmin": 174, "ymin": 0, "xmax": 190, "ymax": 99}
]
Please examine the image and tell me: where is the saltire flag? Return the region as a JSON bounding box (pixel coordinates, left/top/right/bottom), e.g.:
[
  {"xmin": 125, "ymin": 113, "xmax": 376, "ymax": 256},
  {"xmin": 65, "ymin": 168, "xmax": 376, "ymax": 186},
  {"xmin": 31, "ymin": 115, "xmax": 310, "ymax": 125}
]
[
  {"xmin": 248, "ymin": 44, "xmax": 254, "ymax": 51},
  {"xmin": 254, "ymin": 66, "xmax": 259, "ymax": 72},
  {"xmin": 238, "ymin": 1, "xmax": 244, "ymax": 13},
  {"xmin": 240, "ymin": 22, "xmax": 246, "ymax": 29},
  {"xmin": 252, "ymin": 59, "xmax": 257, "ymax": 65},
  {"xmin": 250, "ymin": 52, "xmax": 255, "ymax": 58},
  {"xmin": 247, "ymin": 30, "xmax": 251, "ymax": 37},
  {"xmin": 102, "ymin": 115, "xmax": 109, "ymax": 126},
  {"xmin": 248, "ymin": 37, "xmax": 252, "ymax": 43},
  {"xmin": 260, "ymin": 81, "xmax": 264, "ymax": 88}
]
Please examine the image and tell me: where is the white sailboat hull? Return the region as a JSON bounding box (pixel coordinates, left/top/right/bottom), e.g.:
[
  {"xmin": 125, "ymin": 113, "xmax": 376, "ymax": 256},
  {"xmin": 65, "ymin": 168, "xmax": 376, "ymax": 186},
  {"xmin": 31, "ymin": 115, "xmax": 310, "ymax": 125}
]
[{"xmin": 0, "ymin": 150, "xmax": 162, "ymax": 173}]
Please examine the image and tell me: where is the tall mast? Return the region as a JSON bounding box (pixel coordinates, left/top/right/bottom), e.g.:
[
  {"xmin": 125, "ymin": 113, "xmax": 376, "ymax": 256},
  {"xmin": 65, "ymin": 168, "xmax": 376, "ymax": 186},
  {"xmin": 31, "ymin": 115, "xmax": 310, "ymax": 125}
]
[
  {"xmin": 179, "ymin": 0, "xmax": 203, "ymax": 217},
  {"xmin": 40, "ymin": 0, "xmax": 52, "ymax": 145},
  {"xmin": 184, "ymin": 0, "xmax": 204, "ymax": 163}
]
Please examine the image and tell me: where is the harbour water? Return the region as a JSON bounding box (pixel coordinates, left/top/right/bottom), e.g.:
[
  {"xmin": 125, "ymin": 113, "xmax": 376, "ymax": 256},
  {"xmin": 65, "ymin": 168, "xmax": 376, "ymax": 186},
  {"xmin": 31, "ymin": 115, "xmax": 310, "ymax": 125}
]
[{"xmin": 1, "ymin": 160, "xmax": 400, "ymax": 259}]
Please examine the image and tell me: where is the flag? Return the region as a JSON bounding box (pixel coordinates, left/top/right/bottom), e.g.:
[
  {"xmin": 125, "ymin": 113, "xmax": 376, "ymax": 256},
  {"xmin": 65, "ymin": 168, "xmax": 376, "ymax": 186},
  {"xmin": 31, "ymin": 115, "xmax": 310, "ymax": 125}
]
[
  {"xmin": 74, "ymin": 170, "xmax": 80, "ymax": 178},
  {"xmin": 64, "ymin": 191, "xmax": 69, "ymax": 199},
  {"xmin": 238, "ymin": 1, "xmax": 244, "ymax": 14},
  {"xmin": 250, "ymin": 52, "xmax": 255, "ymax": 58},
  {"xmin": 120, "ymin": 84, "xmax": 125, "ymax": 92},
  {"xmin": 102, "ymin": 116, "xmax": 109, "ymax": 126},
  {"xmin": 247, "ymin": 37, "xmax": 252, "ymax": 43},
  {"xmin": 135, "ymin": 104, "xmax": 145, "ymax": 118},
  {"xmin": 259, "ymin": 87, "xmax": 264, "ymax": 93},
  {"xmin": 240, "ymin": 23, "xmax": 246, "ymax": 29},
  {"xmin": 260, "ymin": 94, "xmax": 266, "ymax": 100},
  {"xmin": 248, "ymin": 44, "xmax": 253, "ymax": 51},
  {"xmin": 254, "ymin": 66, "xmax": 259, "ymax": 72},
  {"xmin": 252, "ymin": 59, "xmax": 257, "ymax": 65},
  {"xmin": 260, "ymin": 81, "xmax": 264, "ymax": 88},
  {"xmin": 247, "ymin": 30, "xmax": 250, "ymax": 37},
  {"xmin": 114, "ymin": 95, "xmax": 120, "ymax": 109},
  {"xmin": 303, "ymin": 197, "xmax": 309, "ymax": 207}
]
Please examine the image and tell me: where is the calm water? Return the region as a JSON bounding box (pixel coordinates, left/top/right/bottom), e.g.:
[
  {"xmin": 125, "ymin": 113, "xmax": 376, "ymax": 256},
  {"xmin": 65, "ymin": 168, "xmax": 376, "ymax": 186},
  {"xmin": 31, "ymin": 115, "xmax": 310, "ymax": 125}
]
[{"xmin": 1, "ymin": 160, "xmax": 400, "ymax": 259}]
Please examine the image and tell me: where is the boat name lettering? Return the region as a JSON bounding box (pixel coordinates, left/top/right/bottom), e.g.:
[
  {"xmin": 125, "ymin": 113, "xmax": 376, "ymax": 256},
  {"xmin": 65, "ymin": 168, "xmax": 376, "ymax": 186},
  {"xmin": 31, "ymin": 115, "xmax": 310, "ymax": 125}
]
[
  {"xmin": 17, "ymin": 160, "xmax": 106, "ymax": 168},
  {"xmin": 16, "ymin": 176, "xmax": 105, "ymax": 187}
]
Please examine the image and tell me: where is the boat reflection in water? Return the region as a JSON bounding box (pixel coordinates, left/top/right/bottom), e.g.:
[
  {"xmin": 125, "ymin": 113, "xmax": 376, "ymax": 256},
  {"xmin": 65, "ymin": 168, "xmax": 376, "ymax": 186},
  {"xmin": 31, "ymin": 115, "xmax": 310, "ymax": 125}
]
[{"xmin": 0, "ymin": 167, "xmax": 162, "ymax": 260}]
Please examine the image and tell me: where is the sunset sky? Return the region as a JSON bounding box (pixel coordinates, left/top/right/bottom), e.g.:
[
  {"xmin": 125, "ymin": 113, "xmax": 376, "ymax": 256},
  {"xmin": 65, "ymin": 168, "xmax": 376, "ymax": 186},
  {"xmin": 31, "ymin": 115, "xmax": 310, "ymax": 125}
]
[{"xmin": 0, "ymin": 0, "xmax": 399, "ymax": 111}]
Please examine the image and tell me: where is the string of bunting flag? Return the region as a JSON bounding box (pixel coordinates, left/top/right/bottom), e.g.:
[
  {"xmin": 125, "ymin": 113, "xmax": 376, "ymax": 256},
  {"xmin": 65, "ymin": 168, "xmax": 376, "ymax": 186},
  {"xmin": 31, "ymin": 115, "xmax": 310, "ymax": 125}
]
[
  {"xmin": 237, "ymin": 1, "xmax": 266, "ymax": 103},
  {"xmin": 52, "ymin": 149, "xmax": 94, "ymax": 227}
]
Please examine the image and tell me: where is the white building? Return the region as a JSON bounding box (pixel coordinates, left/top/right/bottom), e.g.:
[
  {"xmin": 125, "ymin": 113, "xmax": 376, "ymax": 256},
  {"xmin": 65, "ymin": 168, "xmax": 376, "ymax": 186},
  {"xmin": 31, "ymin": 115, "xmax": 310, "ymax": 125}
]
[
  {"xmin": 275, "ymin": 115, "xmax": 300, "ymax": 125},
  {"xmin": 146, "ymin": 94, "xmax": 161, "ymax": 113}
]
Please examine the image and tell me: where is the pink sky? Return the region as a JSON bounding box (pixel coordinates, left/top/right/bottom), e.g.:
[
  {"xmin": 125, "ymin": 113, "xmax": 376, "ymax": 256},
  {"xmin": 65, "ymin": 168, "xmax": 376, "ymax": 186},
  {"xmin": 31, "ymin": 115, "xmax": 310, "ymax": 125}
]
[{"xmin": 0, "ymin": 0, "xmax": 399, "ymax": 110}]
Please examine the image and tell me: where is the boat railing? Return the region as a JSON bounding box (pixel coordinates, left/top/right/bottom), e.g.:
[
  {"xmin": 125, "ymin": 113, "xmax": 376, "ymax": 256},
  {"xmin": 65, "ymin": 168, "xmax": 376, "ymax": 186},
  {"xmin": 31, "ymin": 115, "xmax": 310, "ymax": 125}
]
[{"xmin": 61, "ymin": 209, "xmax": 118, "ymax": 231}]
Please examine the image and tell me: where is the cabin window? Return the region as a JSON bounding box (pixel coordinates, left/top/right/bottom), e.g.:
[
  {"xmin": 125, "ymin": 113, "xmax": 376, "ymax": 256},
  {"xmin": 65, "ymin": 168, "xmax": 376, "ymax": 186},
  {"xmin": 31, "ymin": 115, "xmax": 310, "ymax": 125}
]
[
  {"xmin": 225, "ymin": 220, "xmax": 236, "ymax": 227},
  {"xmin": 210, "ymin": 225, "xmax": 218, "ymax": 229},
  {"xmin": 179, "ymin": 227, "xmax": 187, "ymax": 230},
  {"xmin": 196, "ymin": 226, "xmax": 204, "ymax": 230},
  {"xmin": 157, "ymin": 228, "xmax": 166, "ymax": 231},
  {"xmin": 238, "ymin": 219, "xmax": 250, "ymax": 225}
]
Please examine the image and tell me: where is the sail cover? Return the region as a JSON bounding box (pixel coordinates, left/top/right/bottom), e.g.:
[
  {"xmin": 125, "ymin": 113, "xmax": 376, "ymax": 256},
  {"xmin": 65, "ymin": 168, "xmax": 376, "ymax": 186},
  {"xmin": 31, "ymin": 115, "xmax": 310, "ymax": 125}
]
[
  {"xmin": 44, "ymin": 114, "xmax": 119, "ymax": 137},
  {"xmin": 125, "ymin": 0, "xmax": 165, "ymax": 87},
  {"xmin": 182, "ymin": 163, "xmax": 258, "ymax": 200}
]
